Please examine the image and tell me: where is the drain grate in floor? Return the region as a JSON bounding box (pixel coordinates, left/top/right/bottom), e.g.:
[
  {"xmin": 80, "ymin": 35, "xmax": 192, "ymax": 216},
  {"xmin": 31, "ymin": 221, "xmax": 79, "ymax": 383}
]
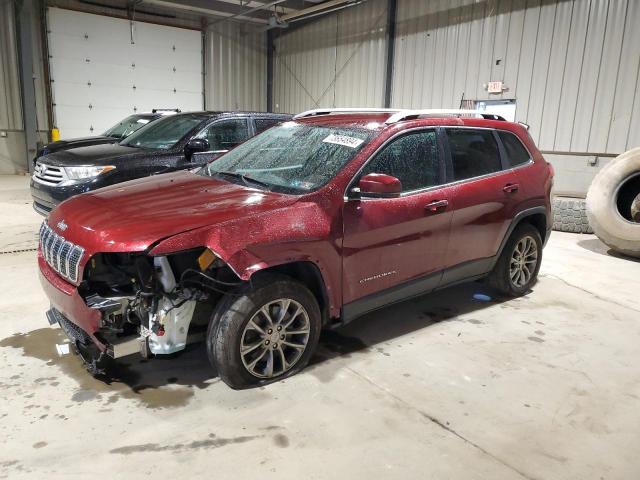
[{"xmin": 0, "ymin": 247, "xmax": 38, "ymax": 255}]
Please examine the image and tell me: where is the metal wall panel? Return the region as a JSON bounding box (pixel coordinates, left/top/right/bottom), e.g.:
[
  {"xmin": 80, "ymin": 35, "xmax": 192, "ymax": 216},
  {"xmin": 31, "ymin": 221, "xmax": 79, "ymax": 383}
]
[
  {"xmin": 608, "ymin": 0, "xmax": 640, "ymax": 151},
  {"xmin": 0, "ymin": 1, "xmax": 26, "ymax": 174},
  {"xmin": 273, "ymin": 0, "xmax": 387, "ymax": 114},
  {"xmin": 393, "ymin": 0, "xmax": 640, "ymax": 157},
  {"xmin": 0, "ymin": 1, "xmax": 22, "ymax": 131},
  {"xmin": 205, "ymin": 22, "xmax": 266, "ymax": 111}
]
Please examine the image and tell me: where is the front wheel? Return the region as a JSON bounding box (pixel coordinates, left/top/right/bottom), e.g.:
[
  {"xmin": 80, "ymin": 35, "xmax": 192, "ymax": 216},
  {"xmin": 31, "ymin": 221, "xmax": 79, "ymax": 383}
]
[
  {"xmin": 207, "ymin": 274, "xmax": 321, "ymax": 389},
  {"xmin": 488, "ymin": 223, "xmax": 543, "ymax": 297}
]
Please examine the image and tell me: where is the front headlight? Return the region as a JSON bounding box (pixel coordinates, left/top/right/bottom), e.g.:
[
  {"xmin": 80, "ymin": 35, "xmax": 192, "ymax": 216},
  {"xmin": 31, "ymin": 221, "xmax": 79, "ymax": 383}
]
[{"xmin": 63, "ymin": 165, "xmax": 116, "ymax": 180}]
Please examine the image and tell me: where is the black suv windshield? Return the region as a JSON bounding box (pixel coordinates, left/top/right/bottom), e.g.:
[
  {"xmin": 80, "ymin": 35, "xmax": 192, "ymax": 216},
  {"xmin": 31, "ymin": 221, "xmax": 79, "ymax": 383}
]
[
  {"xmin": 120, "ymin": 114, "xmax": 207, "ymax": 150},
  {"xmin": 103, "ymin": 114, "xmax": 156, "ymax": 138},
  {"xmin": 201, "ymin": 122, "xmax": 374, "ymax": 193}
]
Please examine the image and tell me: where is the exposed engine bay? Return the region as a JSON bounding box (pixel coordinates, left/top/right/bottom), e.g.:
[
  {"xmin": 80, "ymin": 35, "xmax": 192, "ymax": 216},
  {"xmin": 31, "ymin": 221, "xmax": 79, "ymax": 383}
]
[{"xmin": 75, "ymin": 248, "xmax": 241, "ymax": 372}]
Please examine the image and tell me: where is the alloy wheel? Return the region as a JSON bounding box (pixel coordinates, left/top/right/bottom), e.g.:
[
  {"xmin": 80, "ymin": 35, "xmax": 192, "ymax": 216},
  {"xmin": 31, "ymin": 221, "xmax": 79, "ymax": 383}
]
[
  {"xmin": 240, "ymin": 298, "xmax": 311, "ymax": 378},
  {"xmin": 509, "ymin": 235, "xmax": 538, "ymax": 288}
]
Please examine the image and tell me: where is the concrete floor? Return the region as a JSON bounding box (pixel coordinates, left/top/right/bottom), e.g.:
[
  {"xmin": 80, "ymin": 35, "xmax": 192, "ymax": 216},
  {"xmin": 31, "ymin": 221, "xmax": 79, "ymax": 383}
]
[{"xmin": 1, "ymin": 174, "xmax": 639, "ymax": 480}]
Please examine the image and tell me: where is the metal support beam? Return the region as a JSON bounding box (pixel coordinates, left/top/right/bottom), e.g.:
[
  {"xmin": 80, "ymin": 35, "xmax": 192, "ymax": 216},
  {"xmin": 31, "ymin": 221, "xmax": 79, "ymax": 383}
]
[
  {"xmin": 383, "ymin": 0, "xmax": 396, "ymax": 108},
  {"xmin": 16, "ymin": 0, "xmax": 39, "ymax": 173},
  {"xmin": 142, "ymin": 0, "xmax": 268, "ymax": 24},
  {"xmin": 279, "ymin": 0, "xmax": 354, "ymax": 22},
  {"xmin": 208, "ymin": 0, "xmax": 287, "ymax": 27},
  {"xmin": 266, "ymin": 29, "xmax": 274, "ymax": 112}
]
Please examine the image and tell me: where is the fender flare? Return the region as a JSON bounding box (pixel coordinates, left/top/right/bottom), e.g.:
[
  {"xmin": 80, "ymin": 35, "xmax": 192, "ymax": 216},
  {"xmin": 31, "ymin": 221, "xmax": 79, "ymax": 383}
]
[{"xmin": 494, "ymin": 206, "xmax": 549, "ymax": 262}]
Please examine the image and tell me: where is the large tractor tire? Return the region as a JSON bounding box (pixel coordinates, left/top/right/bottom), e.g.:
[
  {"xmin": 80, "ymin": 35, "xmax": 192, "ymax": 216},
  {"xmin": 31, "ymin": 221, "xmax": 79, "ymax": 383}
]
[{"xmin": 586, "ymin": 147, "xmax": 640, "ymax": 258}]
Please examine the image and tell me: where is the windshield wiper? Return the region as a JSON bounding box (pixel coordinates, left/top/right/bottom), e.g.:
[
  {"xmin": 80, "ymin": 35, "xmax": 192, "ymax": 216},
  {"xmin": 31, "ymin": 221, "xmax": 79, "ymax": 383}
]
[{"xmin": 215, "ymin": 171, "xmax": 271, "ymax": 190}]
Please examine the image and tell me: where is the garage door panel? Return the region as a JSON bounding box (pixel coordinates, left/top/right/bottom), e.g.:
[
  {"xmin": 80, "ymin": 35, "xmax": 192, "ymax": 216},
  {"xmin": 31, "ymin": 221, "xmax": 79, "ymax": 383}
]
[
  {"xmin": 131, "ymin": 48, "xmax": 200, "ymax": 71},
  {"xmin": 132, "ymin": 67, "xmax": 175, "ymax": 89},
  {"xmin": 133, "ymin": 91, "xmax": 201, "ymax": 112},
  {"xmin": 84, "ymin": 45, "xmax": 134, "ymax": 67},
  {"xmin": 48, "ymin": 56, "xmax": 92, "ymax": 83},
  {"xmin": 90, "ymin": 86, "xmax": 135, "ymax": 107},
  {"xmin": 53, "ymin": 105, "xmax": 100, "ymax": 137},
  {"xmin": 52, "ymin": 83, "xmax": 91, "ymax": 107},
  {"xmin": 47, "ymin": 7, "xmax": 202, "ymax": 140},
  {"xmin": 88, "ymin": 64, "xmax": 133, "ymax": 88},
  {"xmin": 172, "ymin": 71, "xmax": 202, "ymax": 90},
  {"xmin": 172, "ymin": 52, "xmax": 202, "ymax": 71},
  {"xmin": 48, "ymin": 33, "xmax": 90, "ymax": 61}
]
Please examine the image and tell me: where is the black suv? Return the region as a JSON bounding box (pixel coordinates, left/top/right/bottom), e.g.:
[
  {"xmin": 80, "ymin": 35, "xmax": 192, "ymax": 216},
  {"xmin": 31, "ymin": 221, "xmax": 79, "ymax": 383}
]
[
  {"xmin": 32, "ymin": 110, "xmax": 180, "ymax": 167},
  {"xmin": 30, "ymin": 111, "xmax": 291, "ymax": 215}
]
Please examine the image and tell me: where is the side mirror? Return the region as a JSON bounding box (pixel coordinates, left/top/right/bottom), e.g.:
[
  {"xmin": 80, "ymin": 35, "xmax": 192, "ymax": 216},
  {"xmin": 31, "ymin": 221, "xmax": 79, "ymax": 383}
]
[
  {"xmin": 185, "ymin": 138, "xmax": 210, "ymax": 158},
  {"xmin": 357, "ymin": 173, "xmax": 402, "ymax": 197}
]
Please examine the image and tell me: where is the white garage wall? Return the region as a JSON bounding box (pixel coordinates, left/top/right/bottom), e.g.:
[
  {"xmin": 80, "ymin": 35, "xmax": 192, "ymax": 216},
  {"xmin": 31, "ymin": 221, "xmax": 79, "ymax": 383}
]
[
  {"xmin": 205, "ymin": 22, "xmax": 266, "ymax": 112},
  {"xmin": 272, "ymin": 0, "xmax": 388, "ymax": 113},
  {"xmin": 47, "ymin": 7, "xmax": 203, "ymax": 139}
]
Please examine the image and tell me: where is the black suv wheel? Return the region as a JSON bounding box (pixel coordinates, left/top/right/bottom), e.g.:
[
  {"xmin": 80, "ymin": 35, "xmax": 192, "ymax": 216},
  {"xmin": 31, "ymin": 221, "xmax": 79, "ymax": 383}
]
[
  {"xmin": 207, "ymin": 274, "xmax": 321, "ymax": 389},
  {"xmin": 488, "ymin": 223, "xmax": 543, "ymax": 296}
]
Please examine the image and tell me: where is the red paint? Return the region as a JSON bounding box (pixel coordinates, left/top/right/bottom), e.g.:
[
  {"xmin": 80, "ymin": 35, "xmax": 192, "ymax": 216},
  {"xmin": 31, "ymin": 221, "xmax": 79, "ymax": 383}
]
[
  {"xmin": 38, "ymin": 252, "xmax": 104, "ymax": 349},
  {"xmin": 40, "ymin": 113, "xmax": 552, "ymax": 333},
  {"xmin": 359, "ymin": 173, "xmax": 402, "ymax": 194}
]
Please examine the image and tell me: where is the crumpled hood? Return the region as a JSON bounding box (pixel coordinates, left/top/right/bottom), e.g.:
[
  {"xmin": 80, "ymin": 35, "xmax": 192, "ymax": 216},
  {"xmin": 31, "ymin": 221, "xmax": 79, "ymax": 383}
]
[{"xmin": 47, "ymin": 171, "xmax": 298, "ymax": 253}]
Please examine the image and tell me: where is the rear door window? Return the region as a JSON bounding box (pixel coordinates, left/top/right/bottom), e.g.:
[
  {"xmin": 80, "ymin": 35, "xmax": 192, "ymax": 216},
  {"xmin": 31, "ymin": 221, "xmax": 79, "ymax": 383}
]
[
  {"xmin": 254, "ymin": 118, "xmax": 283, "ymax": 134},
  {"xmin": 196, "ymin": 119, "xmax": 250, "ymax": 151},
  {"xmin": 446, "ymin": 129, "xmax": 502, "ymax": 181},
  {"xmin": 358, "ymin": 130, "xmax": 441, "ymax": 193},
  {"xmin": 498, "ymin": 131, "xmax": 531, "ymax": 167}
]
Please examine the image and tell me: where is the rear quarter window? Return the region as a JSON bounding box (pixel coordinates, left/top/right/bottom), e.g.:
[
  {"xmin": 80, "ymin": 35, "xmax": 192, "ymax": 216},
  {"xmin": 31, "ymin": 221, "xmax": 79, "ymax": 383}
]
[{"xmin": 498, "ymin": 131, "xmax": 532, "ymax": 167}]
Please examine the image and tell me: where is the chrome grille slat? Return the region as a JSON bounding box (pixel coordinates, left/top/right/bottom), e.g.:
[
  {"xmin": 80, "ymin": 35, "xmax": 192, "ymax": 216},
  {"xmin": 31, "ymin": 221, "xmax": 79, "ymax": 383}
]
[
  {"xmin": 45, "ymin": 231, "xmax": 56, "ymax": 263},
  {"xmin": 33, "ymin": 162, "xmax": 68, "ymax": 186},
  {"xmin": 59, "ymin": 242, "xmax": 72, "ymax": 277},
  {"xmin": 39, "ymin": 222, "xmax": 85, "ymax": 283},
  {"xmin": 51, "ymin": 235, "xmax": 62, "ymax": 270}
]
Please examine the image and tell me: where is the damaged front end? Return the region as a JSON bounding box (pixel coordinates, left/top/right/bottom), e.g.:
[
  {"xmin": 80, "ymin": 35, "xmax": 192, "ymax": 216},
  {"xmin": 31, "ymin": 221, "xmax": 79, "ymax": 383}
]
[{"xmin": 61, "ymin": 247, "xmax": 241, "ymax": 374}]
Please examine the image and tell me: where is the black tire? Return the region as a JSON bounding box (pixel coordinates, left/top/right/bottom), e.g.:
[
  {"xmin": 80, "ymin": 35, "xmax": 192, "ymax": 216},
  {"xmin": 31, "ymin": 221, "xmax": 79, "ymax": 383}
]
[
  {"xmin": 586, "ymin": 147, "xmax": 640, "ymax": 258},
  {"xmin": 488, "ymin": 223, "xmax": 543, "ymax": 297},
  {"xmin": 552, "ymin": 196, "xmax": 593, "ymax": 234},
  {"xmin": 207, "ymin": 273, "xmax": 321, "ymax": 389}
]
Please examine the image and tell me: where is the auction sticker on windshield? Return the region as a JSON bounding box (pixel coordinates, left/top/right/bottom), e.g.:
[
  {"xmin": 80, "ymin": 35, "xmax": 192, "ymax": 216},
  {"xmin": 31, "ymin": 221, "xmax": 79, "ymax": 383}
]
[{"xmin": 322, "ymin": 134, "xmax": 364, "ymax": 149}]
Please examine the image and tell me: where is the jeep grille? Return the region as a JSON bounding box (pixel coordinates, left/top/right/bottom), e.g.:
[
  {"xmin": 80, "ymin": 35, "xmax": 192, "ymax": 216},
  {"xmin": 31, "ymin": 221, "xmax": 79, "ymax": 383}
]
[{"xmin": 39, "ymin": 222, "xmax": 85, "ymax": 283}]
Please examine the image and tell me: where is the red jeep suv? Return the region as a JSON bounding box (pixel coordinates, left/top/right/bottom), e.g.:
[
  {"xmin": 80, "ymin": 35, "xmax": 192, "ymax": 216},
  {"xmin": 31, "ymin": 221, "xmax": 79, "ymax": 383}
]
[{"xmin": 38, "ymin": 108, "xmax": 553, "ymax": 388}]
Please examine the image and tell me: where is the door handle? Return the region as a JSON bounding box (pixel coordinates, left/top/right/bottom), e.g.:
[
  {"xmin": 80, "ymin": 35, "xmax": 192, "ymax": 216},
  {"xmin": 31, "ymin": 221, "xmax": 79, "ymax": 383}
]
[
  {"xmin": 425, "ymin": 199, "xmax": 449, "ymax": 212},
  {"xmin": 503, "ymin": 183, "xmax": 520, "ymax": 193}
]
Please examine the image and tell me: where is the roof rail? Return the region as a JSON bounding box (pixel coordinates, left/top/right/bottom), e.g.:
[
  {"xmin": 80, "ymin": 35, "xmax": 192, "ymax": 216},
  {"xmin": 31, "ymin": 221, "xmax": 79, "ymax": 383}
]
[
  {"xmin": 293, "ymin": 107, "xmax": 401, "ymax": 119},
  {"xmin": 385, "ymin": 109, "xmax": 506, "ymax": 124}
]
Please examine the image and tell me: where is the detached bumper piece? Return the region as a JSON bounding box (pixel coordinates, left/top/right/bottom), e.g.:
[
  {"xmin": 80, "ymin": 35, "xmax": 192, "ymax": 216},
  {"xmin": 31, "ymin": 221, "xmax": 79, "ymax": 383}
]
[{"xmin": 47, "ymin": 308, "xmax": 107, "ymax": 375}]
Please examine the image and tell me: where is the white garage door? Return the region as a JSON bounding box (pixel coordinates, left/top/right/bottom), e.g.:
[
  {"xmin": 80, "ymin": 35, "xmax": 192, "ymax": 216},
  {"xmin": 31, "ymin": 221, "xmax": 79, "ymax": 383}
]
[{"xmin": 47, "ymin": 7, "xmax": 203, "ymax": 139}]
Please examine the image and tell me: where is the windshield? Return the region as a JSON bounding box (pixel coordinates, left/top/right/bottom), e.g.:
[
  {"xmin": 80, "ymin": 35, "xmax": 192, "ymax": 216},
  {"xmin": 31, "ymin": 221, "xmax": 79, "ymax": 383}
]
[
  {"xmin": 120, "ymin": 114, "xmax": 206, "ymax": 150},
  {"xmin": 103, "ymin": 115, "xmax": 155, "ymax": 138},
  {"xmin": 201, "ymin": 122, "xmax": 374, "ymax": 193}
]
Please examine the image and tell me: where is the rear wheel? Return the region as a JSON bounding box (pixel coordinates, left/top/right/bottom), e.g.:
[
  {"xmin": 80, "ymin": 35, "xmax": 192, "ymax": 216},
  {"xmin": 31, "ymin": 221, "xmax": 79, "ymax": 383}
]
[
  {"xmin": 207, "ymin": 274, "xmax": 321, "ymax": 389},
  {"xmin": 488, "ymin": 223, "xmax": 543, "ymax": 296}
]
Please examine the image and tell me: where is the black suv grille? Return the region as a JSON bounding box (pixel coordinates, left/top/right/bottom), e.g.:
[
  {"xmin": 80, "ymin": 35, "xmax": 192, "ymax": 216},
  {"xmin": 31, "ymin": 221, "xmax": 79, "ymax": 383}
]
[{"xmin": 39, "ymin": 222, "xmax": 85, "ymax": 282}]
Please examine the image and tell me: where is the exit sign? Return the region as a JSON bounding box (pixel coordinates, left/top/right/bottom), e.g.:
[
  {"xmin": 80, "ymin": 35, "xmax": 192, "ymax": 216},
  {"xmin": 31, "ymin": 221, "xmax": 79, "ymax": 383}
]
[{"xmin": 487, "ymin": 81, "xmax": 504, "ymax": 93}]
